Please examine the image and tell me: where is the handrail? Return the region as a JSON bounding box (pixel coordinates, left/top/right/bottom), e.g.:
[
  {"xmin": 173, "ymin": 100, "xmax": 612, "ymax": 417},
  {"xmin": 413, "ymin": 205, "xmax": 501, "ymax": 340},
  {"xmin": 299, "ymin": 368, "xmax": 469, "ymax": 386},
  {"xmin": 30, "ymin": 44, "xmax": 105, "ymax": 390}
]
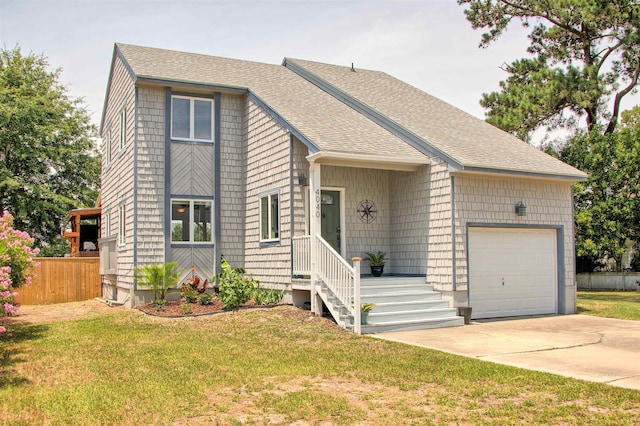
[
  {"xmin": 292, "ymin": 235, "xmax": 311, "ymax": 276},
  {"xmin": 314, "ymin": 235, "xmax": 360, "ymax": 332}
]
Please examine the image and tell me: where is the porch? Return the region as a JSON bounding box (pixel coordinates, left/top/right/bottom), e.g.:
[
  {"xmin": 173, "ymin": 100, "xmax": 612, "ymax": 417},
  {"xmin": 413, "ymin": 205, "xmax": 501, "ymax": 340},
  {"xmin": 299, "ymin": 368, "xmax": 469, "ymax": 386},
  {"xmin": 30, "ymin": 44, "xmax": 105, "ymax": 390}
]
[
  {"xmin": 291, "ymin": 235, "xmax": 463, "ymax": 334},
  {"xmin": 288, "ymin": 151, "xmax": 463, "ymax": 333}
]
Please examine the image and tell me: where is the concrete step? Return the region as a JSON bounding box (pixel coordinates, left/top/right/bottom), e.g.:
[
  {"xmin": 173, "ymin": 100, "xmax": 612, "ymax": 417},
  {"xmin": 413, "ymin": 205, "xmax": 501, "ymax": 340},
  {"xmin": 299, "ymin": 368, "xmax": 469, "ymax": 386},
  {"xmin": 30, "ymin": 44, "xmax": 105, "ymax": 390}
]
[
  {"xmin": 361, "ymin": 316, "xmax": 464, "ymax": 334},
  {"xmin": 360, "ymin": 283, "xmax": 433, "ymax": 296},
  {"xmin": 369, "ymin": 307, "xmax": 459, "ymax": 322},
  {"xmin": 360, "ymin": 276, "xmax": 427, "ymax": 287},
  {"xmin": 362, "ymin": 291, "xmax": 442, "ymax": 304},
  {"xmin": 369, "ymin": 299, "xmax": 450, "ymax": 313}
]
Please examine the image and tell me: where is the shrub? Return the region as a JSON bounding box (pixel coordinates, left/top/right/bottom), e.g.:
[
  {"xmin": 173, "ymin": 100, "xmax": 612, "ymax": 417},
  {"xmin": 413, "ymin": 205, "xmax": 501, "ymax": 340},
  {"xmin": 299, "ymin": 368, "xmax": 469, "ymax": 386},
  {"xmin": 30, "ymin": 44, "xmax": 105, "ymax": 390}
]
[
  {"xmin": 180, "ymin": 303, "xmax": 193, "ymax": 315},
  {"xmin": 215, "ymin": 257, "xmax": 257, "ymax": 310},
  {"xmin": 0, "ymin": 211, "xmax": 39, "ymax": 332},
  {"xmin": 181, "ymin": 284, "xmax": 198, "ymax": 304},
  {"xmin": 197, "ymin": 292, "xmax": 213, "ymax": 306},
  {"xmin": 135, "ymin": 262, "xmax": 181, "ymax": 309},
  {"xmin": 252, "ymin": 287, "xmax": 284, "ymax": 305}
]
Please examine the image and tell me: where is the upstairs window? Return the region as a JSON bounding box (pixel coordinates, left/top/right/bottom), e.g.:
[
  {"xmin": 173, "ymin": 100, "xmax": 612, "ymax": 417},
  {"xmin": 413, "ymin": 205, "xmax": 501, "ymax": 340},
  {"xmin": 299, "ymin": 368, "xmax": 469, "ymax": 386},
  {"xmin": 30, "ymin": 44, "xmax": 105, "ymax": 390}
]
[
  {"xmin": 171, "ymin": 96, "xmax": 213, "ymax": 142},
  {"xmin": 171, "ymin": 200, "xmax": 213, "ymax": 243},
  {"xmin": 259, "ymin": 192, "xmax": 279, "ymax": 243}
]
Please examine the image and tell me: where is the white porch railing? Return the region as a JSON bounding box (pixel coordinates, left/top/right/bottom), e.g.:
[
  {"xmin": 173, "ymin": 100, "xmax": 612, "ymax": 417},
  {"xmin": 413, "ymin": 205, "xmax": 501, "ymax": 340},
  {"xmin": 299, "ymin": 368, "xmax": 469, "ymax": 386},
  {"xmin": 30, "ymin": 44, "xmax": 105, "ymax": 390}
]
[
  {"xmin": 315, "ymin": 234, "xmax": 361, "ymax": 333},
  {"xmin": 292, "ymin": 235, "xmax": 311, "ymax": 276}
]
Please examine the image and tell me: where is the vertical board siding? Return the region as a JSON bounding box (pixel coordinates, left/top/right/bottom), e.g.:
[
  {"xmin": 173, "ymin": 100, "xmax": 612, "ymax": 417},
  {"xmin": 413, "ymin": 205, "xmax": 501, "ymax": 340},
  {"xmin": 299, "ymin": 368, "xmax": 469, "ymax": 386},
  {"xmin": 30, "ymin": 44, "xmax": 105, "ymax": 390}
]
[{"xmin": 16, "ymin": 258, "xmax": 100, "ymax": 305}]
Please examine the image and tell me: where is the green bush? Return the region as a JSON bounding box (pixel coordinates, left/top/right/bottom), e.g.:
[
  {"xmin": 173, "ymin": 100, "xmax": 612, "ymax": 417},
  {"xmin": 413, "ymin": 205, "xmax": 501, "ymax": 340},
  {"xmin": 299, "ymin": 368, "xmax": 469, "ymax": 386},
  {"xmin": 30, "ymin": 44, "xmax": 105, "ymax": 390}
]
[
  {"xmin": 180, "ymin": 303, "xmax": 193, "ymax": 315},
  {"xmin": 181, "ymin": 285, "xmax": 199, "ymax": 303},
  {"xmin": 197, "ymin": 292, "xmax": 213, "ymax": 306},
  {"xmin": 215, "ymin": 257, "xmax": 257, "ymax": 310},
  {"xmin": 252, "ymin": 287, "xmax": 284, "ymax": 305}
]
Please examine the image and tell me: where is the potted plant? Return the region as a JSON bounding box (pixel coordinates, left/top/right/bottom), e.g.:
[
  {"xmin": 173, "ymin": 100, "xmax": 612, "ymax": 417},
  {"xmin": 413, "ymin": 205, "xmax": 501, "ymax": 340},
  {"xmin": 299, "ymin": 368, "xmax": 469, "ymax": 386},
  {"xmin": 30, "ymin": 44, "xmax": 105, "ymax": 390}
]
[
  {"xmin": 365, "ymin": 251, "xmax": 386, "ymax": 277},
  {"xmin": 360, "ymin": 303, "xmax": 375, "ymax": 325}
]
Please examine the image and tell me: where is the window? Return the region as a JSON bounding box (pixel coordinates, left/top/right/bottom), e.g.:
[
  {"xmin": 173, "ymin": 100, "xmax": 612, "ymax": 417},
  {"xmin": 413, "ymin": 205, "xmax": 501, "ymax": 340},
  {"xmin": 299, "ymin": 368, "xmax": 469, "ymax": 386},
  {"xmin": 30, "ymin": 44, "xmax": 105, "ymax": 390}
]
[
  {"xmin": 171, "ymin": 96, "xmax": 213, "ymax": 141},
  {"xmin": 171, "ymin": 200, "xmax": 212, "ymax": 243},
  {"xmin": 119, "ymin": 107, "xmax": 126, "ymax": 150},
  {"xmin": 104, "ymin": 211, "xmax": 111, "ymax": 237},
  {"xmin": 104, "ymin": 129, "xmax": 111, "ymax": 167},
  {"xmin": 259, "ymin": 192, "xmax": 279, "ymax": 242},
  {"xmin": 118, "ymin": 204, "xmax": 126, "ymax": 246}
]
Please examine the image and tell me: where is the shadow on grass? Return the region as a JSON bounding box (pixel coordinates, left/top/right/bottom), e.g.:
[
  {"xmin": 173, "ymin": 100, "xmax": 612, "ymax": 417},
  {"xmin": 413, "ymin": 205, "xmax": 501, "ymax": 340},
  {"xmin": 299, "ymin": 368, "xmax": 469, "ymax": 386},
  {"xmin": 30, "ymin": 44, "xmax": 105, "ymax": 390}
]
[
  {"xmin": 578, "ymin": 290, "xmax": 640, "ymax": 302},
  {"xmin": 0, "ymin": 320, "xmax": 49, "ymax": 389},
  {"xmin": 576, "ymin": 306, "xmax": 592, "ymax": 314}
]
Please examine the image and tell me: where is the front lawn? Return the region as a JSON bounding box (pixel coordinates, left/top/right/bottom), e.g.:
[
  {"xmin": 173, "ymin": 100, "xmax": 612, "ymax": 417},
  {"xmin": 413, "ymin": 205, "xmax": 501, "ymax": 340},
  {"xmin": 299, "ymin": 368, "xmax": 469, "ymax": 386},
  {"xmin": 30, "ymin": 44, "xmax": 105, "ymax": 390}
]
[
  {"xmin": 1, "ymin": 304, "xmax": 639, "ymax": 425},
  {"xmin": 578, "ymin": 290, "xmax": 640, "ymax": 321}
]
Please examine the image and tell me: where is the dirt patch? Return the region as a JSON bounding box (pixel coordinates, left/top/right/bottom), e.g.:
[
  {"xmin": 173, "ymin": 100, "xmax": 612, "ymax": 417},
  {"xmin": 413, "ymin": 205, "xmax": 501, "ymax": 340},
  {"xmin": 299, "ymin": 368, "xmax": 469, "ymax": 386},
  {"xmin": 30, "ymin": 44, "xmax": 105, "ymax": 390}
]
[{"xmin": 7, "ymin": 299, "xmax": 124, "ymax": 324}]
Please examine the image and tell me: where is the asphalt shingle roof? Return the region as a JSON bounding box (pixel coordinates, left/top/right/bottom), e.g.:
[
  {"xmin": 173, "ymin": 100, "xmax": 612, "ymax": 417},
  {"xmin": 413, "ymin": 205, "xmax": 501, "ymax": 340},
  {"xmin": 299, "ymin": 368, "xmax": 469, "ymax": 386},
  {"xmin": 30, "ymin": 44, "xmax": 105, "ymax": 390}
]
[
  {"xmin": 115, "ymin": 43, "xmax": 424, "ymax": 160},
  {"xmin": 285, "ymin": 58, "xmax": 586, "ymax": 179},
  {"xmin": 113, "ymin": 43, "xmax": 585, "ymax": 179}
]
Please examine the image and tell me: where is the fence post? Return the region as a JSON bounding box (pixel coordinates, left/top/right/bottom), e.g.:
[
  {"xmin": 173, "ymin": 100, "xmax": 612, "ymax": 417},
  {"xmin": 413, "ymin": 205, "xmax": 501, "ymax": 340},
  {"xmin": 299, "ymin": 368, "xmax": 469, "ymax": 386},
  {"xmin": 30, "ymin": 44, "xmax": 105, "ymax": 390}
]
[{"xmin": 353, "ymin": 257, "xmax": 361, "ymax": 335}]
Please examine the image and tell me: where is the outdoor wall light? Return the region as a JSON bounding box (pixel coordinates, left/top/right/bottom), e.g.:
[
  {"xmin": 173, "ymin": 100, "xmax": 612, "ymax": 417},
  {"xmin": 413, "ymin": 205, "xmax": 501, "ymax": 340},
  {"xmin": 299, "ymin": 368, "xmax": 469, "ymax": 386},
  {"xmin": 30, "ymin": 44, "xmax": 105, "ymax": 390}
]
[
  {"xmin": 298, "ymin": 173, "xmax": 308, "ymax": 186},
  {"xmin": 515, "ymin": 201, "xmax": 527, "ymax": 216}
]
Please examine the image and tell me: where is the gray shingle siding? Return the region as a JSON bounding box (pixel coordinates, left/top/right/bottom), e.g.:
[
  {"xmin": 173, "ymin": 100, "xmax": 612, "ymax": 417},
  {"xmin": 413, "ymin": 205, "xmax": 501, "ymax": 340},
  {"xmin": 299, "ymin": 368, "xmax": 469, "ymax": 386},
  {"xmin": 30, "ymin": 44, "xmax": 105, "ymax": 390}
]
[
  {"xmin": 243, "ymin": 98, "xmax": 292, "ymax": 288},
  {"xmin": 101, "ymin": 54, "xmax": 136, "ymax": 302}
]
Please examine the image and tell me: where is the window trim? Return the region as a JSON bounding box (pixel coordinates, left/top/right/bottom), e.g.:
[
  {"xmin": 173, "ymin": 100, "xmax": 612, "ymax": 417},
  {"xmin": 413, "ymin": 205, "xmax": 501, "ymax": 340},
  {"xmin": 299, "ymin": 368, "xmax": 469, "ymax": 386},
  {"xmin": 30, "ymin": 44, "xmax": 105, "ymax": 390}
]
[
  {"xmin": 170, "ymin": 95, "xmax": 214, "ymax": 142},
  {"xmin": 119, "ymin": 106, "xmax": 126, "ymax": 151},
  {"xmin": 117, "ymin": 203, "xmax": 126, "ymax": 247},
  {"xmin": 104, "ymin": 127, "xmax": 111, "ymax": 167},
  {"xmin": 170, "ymin": 199, "xmax": 214, "ymax": 245},
  {"xmin": 259, "ymin": 190, "xmax": 280, "ymax": 244},
  {"xmin": 104, "ymin": 210, "xmax": 111, "ymax": 238}
]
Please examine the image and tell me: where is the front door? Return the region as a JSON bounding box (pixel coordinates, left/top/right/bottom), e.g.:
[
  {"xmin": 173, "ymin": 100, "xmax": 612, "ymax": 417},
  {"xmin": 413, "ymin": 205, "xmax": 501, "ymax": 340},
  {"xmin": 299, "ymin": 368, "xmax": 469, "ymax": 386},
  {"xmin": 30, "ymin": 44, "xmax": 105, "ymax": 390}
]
[{"xmin": 321, "ymin": 190, "xmax": 341, "ymax": 254}]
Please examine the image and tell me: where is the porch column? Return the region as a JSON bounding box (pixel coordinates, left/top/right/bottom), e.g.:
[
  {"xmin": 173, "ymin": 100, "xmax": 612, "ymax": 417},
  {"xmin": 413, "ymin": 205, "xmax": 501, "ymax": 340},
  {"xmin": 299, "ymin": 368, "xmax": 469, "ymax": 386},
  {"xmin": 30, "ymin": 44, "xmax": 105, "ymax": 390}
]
[{"xmin": 309, "ymin": 160, "xmax": 323, "ymax": 316}]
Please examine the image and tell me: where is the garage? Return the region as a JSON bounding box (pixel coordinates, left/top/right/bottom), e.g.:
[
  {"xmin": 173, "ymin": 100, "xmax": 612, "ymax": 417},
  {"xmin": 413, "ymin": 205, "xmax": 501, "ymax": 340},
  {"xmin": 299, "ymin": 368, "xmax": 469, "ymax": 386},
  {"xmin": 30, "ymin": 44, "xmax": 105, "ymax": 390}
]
[{"xmin": 468, "ymin": 227, "xmax": 557, "ymax": 319}]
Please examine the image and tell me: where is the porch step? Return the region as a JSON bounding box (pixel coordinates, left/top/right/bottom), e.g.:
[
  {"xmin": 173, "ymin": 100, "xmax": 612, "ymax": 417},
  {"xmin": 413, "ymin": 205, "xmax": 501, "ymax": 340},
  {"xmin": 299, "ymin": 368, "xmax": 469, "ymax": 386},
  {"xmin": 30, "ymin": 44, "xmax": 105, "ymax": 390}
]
[
  {"xmin": 317, "ymin": 276, "xmax": 464, "ymax": 334},
  {"xmin": 370, "ymin": 299, "xmax": 449, "ymax": 313},
  {"xmin": 361, "ymin": 316, "xmax": 464, "ymax": 333},
  {"xmin": 368, "ymin": 307, "xmax": 457, "ymax": 322}
]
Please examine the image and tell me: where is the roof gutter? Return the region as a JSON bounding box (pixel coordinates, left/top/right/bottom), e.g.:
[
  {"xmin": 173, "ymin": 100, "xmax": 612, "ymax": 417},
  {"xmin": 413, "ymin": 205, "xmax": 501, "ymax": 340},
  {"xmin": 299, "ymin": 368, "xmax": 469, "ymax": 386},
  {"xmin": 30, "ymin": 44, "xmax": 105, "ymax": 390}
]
[
  {"xmin": 306, "ymin": 151, "xmax": 430, "ymax": 171},
  {"xmin": 452, "ymin": 166, "xmax": 588, "ymax": 182}
]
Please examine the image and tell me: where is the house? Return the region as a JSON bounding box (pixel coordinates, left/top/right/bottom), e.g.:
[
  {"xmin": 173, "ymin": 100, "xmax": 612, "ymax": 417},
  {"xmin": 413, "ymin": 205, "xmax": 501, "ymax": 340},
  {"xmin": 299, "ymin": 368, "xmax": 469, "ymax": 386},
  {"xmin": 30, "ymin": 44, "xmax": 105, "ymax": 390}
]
[{"xmin": 99, "ymin": 43, "xmax": 586, "ymax": 333}]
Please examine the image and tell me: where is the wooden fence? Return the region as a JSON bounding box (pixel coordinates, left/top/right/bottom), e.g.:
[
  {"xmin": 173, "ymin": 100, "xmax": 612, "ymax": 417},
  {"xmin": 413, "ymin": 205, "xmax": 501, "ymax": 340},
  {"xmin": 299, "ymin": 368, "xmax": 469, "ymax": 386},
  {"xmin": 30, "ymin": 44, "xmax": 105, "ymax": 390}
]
[{"xmin": 16, "ymin": 257, "xmax": 101, "ymax": 305}]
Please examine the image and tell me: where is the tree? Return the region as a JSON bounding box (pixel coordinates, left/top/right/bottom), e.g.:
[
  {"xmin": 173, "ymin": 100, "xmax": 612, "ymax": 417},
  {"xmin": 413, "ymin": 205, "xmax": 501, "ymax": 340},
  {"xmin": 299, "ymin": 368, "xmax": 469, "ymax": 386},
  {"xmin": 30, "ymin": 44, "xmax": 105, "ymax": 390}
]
[
  {"xmin": 558, "ymin": 107, "xmax": 640, "ymax": 271},
  {"xmin": 0, "ymin": 47, "xmax": 100, "ymax": 254},
  {"xmin": 459, "ymin": 0, "xmax": 640, "ymax": 140}
]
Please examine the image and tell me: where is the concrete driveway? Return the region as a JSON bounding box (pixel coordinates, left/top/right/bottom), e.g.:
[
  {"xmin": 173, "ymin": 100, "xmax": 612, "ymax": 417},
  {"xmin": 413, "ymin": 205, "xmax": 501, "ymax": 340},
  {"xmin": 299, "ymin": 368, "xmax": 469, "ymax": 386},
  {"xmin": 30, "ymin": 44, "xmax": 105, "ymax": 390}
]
[{"xmin": 375, "ymin": 315, "xmax": 640, "ymax": 390}]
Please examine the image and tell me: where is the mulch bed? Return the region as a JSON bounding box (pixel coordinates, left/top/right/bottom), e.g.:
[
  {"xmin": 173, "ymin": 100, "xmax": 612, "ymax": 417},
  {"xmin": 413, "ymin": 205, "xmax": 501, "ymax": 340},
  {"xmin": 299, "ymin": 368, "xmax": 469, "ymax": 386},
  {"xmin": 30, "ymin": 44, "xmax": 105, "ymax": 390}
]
[{"xmin": 136, "ymin": 299, "xmax": 266, "ymax": 317}]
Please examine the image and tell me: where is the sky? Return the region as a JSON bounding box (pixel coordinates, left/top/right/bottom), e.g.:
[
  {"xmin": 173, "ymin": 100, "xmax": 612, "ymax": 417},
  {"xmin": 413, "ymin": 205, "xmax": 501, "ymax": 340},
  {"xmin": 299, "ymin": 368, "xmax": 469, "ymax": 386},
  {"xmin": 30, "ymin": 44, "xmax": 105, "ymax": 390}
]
[{"xmin": 0, "ymin": 0, "xmax": 636, "ymax": 137}]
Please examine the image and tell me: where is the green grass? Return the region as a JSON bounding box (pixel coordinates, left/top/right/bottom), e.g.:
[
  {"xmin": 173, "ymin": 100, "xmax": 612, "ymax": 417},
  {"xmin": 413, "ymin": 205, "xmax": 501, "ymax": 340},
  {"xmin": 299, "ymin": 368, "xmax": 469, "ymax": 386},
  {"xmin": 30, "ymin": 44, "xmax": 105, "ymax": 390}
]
[
  {"xmin": 2, "ymin": 306, "xmax": 640, "ymax": 425},
  {"xmin": 578, "ymin": 290, "xmax": 640, "ymax": 320}
]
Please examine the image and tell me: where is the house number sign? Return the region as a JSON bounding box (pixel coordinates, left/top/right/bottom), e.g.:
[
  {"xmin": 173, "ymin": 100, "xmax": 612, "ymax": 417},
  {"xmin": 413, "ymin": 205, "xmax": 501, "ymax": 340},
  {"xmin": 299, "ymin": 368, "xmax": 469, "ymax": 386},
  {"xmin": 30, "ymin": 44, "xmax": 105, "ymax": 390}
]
[{"xmin": 314, "ymin": 189, "xmax": 321, "ymax": 217}]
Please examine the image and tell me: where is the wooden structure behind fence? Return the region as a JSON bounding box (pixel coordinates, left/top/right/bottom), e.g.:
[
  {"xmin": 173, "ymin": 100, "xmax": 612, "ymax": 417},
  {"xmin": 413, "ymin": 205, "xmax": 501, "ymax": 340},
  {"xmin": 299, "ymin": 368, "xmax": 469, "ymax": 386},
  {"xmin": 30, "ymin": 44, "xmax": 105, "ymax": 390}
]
[{"xmin": 16, "ymin": 257, "xmax": 101, "ymax": 305}]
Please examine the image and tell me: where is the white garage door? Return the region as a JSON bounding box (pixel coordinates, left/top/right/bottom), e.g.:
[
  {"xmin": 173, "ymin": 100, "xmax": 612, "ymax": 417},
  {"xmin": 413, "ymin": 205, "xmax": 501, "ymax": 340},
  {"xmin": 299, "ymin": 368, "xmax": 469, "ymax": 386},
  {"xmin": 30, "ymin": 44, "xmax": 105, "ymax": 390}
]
[{"xmin": 468, "ymin": 228, "xmax": 557, "ymax": 319}]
